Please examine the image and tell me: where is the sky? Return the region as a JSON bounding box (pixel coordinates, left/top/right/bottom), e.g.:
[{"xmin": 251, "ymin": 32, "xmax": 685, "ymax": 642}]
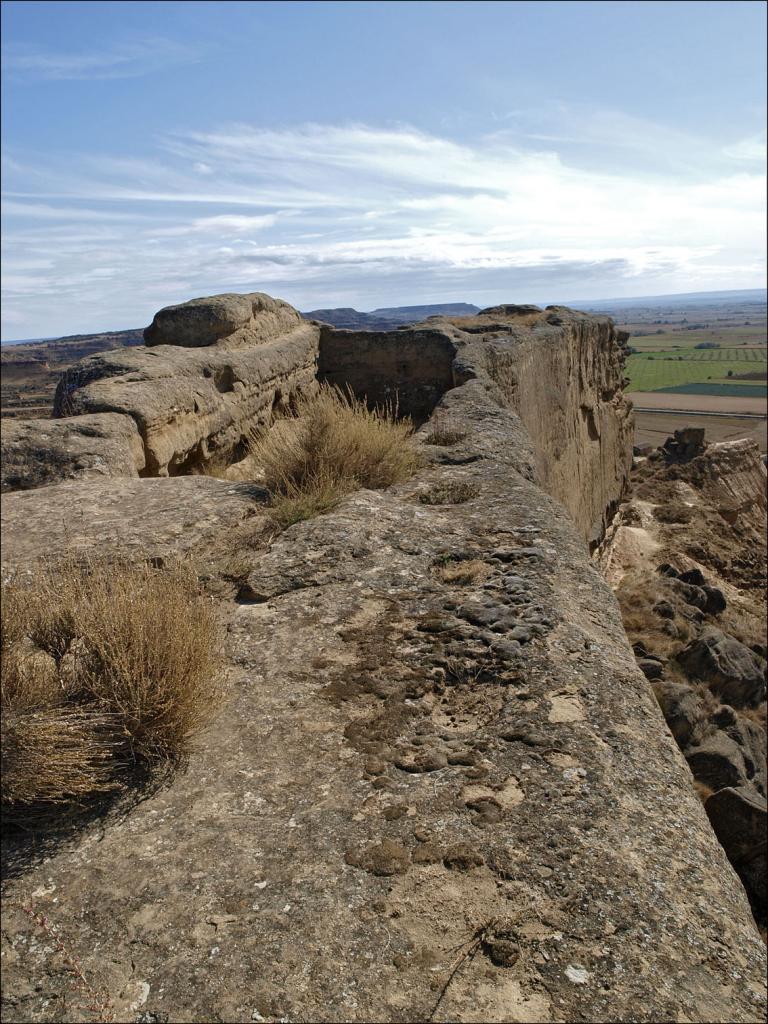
[{"xmin": 1, "ymin": 0, "xmax": 766, "ymax": 339}]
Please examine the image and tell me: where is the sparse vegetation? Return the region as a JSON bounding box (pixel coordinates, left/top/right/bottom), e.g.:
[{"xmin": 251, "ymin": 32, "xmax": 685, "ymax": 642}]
[
  {"xmin": 436, "ymin": 558, "xmax": 490, "ymax": 585},
  {"xmin": 1, "ymin": 559, "xmax": 221, "ymax": 821},
  {"xmin": 423, "ymin": 414, "xmax": 467, "ymax": 446},
  {"xmin": 419, "ymin": 481, "xmax": 480, "ymax": 505},
  {"xmin": 249, "ymin": 383, "xmax": 422, "ymax": 526}
]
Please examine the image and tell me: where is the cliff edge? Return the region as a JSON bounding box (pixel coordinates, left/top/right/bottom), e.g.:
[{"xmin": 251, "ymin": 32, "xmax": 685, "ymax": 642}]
[{"xmin": 1, "ymin": 294, "xmax": 765, "ymax": 1023}]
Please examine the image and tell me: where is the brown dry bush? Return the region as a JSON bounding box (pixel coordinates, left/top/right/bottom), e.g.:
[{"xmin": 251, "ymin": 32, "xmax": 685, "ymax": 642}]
[
  {"xmin": 1, "ymin": 559, "xmax": 222, "ymax": 818},
  {"xmin": 249, "ymin": 383, "xmax": 422, "ymax": 526},
  {"xmin": 437, "ymin": 558, "xmax": 490, "ymax": 585}
]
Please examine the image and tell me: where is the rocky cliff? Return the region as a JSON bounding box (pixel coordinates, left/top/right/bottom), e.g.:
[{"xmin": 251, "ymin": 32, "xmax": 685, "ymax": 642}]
[
  {"xmin": 1, "ymin": 293, "xmax": 766, "ymax": 1024},
  {"xmin": 3, "ymin": 300, "xmax": 632, "ymax": 549}
]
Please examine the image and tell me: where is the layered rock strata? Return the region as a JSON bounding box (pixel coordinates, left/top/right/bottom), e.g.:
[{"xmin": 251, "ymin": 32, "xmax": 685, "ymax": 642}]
[
  {"xmin": 2, "ymin": 297, "xmax": 632, "ymax": 548},
  {"xmin": 319, "ymin": 304, "xmax": 633, "ymax": 545},
  {"xmin": 1, "ymin": 296, "xmax": 766, "ymax": 1021}
]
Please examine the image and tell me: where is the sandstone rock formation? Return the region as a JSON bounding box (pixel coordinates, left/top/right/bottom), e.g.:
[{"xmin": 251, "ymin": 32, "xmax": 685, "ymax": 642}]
[
  {"xmin": 144, "ymin": 292, "xmax": 304, "ymax": 350},
  {"xmin": 1, "ymin": 293, "xmax": 766, "ymax": 1023},
  {"xmin": 318, "ymin": 304, "xmax": 633, "ymax": 545},
  {"xmin": 3, "ymin": 299, "xmax": 632, "ymax": 550}
]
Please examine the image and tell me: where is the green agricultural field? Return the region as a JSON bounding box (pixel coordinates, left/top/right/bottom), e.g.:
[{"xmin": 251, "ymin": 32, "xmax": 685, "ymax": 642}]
[
  {"xmin": 622, "ymin": 324, "xmax": 767, "ymax": 350},
  {"xmin": 625, "ymin": 349, "xmax": 768, "ymax": 392}
]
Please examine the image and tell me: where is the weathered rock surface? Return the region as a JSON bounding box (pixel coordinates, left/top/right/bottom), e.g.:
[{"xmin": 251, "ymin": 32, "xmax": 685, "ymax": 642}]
[
  {"xmin": 0, "ymin": 413, "xmax": 144, "ymax": 491},
  {"xmin": 679, "ymin": 629, "xmax": 767, "ymax": 708},
  {"xmin": 144, "ymin": 292, "xmax": 304, "ymax": 350},
  {"xmin": 705, "ymin": 787, "xmax": 767, "ymax": 925},
  {"xmin": 2, "ymin": 377, "xmax": 765, "ymax": 1023},
  {"xmin": 320, "ymin": 304, "xmax": 634, "ymax": 545},
  {"xmin": 0, "ymin": 476, "xmax": 263, "ymax": 567}
]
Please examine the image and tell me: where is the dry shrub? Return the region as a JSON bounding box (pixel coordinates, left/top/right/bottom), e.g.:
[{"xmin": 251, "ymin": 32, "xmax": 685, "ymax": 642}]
[
  {"xmin": 437, "ymin": 559, "xmax": 490, "ymax": 585},
  {"xmin": 249, "ymin": 383, "xmax": 422, "ymax": 526},
  {"xmin": 423, "ymin": 426, "xmax": 467, "ymax": 446},
  {"xmin": 1, "ymin": 559, "xmax": 221, "ymax": 817},
  {"xmin": 423, "ymin": 413, "xmax": 467, "ymax": 447},
  {"xmin": 654, "ymin": 503, "xmax": 694, "ymax": 524},
  {"xmin": 741, "ymin": 701, "xmax": 767, "ymax": 729}
]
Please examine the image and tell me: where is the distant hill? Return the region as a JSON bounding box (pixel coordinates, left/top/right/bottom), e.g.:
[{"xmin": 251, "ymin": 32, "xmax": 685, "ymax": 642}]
[
  {"xmin": 578, "ymin": 288, "xmax": 767, "ymax": 310},
  {"xmin": 302, "ymin": 302, "xmax": 480, "ymax": 330},
  {"xmin": 1, "ymin": 328, "xmax": 145, "ymax": 366},
  {"xmin": 1, "ymin": 328, "xmax": 147, "ymax": 419}
]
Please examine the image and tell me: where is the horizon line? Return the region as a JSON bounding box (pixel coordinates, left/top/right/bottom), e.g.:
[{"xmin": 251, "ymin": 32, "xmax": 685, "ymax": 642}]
[{"xmin": 2, "ymin": 285, "xmax": 766, "ymax": 346}]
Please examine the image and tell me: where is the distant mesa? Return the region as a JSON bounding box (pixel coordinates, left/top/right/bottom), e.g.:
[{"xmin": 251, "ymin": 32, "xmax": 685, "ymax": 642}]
[{"xmin": 301, "ymin": 302, "xmax": 481, "ymax": 330}]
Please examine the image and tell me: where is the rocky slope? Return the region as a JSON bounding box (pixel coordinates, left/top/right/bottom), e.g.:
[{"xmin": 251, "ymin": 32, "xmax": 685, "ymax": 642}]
[
  {"xmin": 599, "ymin": 429, "xmax": 767, "ymax": 930},
  {"xmin": 1, "ymin": 294, "xmax": 766, "ymax": 1023}
]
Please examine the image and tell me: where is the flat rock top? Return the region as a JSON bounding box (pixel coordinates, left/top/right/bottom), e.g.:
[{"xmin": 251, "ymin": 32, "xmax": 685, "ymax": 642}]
[{"xmin": 0, "ymin": 476, "xmax": 263, "ymax": 567}]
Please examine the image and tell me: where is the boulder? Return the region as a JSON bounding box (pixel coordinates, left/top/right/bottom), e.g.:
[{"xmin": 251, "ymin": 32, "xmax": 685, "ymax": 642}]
[
  {"xmin": 144, "ymin": 292, "xmax": 303, "ymax": 350},
  {"xmin": 666, "ymin": 577, "xmax": 709, "ymax": 611},
  {"xmin": 0, "ymin": 413, "xmax": 145, "ymax": 492},
  {"xmin": 653, "ymin": 681, "xmax": 707, "ymax": 747},
  {"xmin": 710, "ymin": 706, "xmax": 767, "ymax": 797},
  {"xmin": 679, "ymin": 568, "xmax": 707, "ymax": 587},
  {"xmin": 705, "ymin": 787, "xmax": 767, "ymax": 924},
  {"xmin": 686, "ymin": 733, "xmax": 748, "ymax": 792},
  {"xmin": 637, "ymin": 657, "xmax": 664, "ymax": 680},
  {"xmin": 702, "ymin": 585, "xmax": 727, "ymax": 615},
  {"xmin": 678, "ymin": 629, "xmax": 767, "ymax": 707}
]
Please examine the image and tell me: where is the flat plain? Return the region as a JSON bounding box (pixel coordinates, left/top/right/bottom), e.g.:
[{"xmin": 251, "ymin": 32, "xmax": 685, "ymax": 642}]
[{"xmin": 600, "ymin": 293, "xmax": 767, "ymax": 451}]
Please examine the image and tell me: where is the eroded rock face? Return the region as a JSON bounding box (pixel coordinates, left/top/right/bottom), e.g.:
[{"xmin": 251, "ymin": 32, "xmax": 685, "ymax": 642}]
[
  {"xmin": 320, "ymin": 304, "xmax": 634, "ymax": 545},
  {"xmin": 8, "ymin": 297, "xmax": 633, "ymax": 550},
  {"xmin": 1, "ymin": 381, "xmax": 765, "ymax": 1024},
  {"xmin": 52, "ymin": 315, "xmax": 320, "ymax": 476},
  {"xmin": 601, "ymin": 432, "xmax": 767, "ymax": 936}
]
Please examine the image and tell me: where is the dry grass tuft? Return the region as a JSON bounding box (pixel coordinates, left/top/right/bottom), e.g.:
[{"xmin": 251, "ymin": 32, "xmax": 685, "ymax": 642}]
[
  {"xmin": 420, "ymin": 481, "xmax": 480, "ymax": 505},
  {"xmin": 249, "ymin": 383, "xmax": 422, "ymax": 526},
  {"xmin": 437, "ymin": 558, "xmax": 490, "ymax": 585},
  {"xmin": 423, "ymin": 414, "xmax": 467, "ymax": 447},
  {"xmin": 423, "ymin": 427, "xmax": 467, "ymax": 447},
  {"xmin": 1, "ymin": 559, "xmax": 222, "ymax": 819}
]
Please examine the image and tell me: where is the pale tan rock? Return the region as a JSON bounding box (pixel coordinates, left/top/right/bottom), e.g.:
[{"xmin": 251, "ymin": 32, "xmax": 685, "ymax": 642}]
[
  {"xmin": 144, "ymin": 291, "xmax": 303, "ymax": 349},
  {"xmin": 0, "ymin": 412, "xmax": 145, "ymax": 492},
  {"xmin": 53, "ymin": 322, "xmax": 319, "ymax": 475}
]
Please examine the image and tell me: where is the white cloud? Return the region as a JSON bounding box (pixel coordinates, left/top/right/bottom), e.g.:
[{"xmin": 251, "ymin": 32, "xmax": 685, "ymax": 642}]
[
  {"xmin": 3, "ymin": 37, "xmax": 199, "ymax": 81},
  {"xmin": 1, "ymin": 119, "xmax": 765, "ymax": 337},
  {"xmin": 151, "ymin": 213, "xmax": 279, "ymax": 237},
  {"xmin": 723, "ymin": 135, "xmax": 767, "ymax": 162}
]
